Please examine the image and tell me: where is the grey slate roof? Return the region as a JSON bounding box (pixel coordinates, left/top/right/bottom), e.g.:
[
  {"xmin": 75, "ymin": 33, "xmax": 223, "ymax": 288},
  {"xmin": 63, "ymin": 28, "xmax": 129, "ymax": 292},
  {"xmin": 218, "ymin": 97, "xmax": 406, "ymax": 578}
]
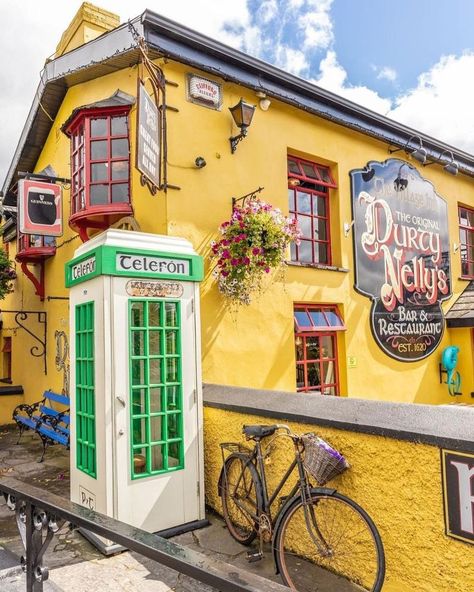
[{"xmin": 445, "ymin": 281, "xmax": 474, "ymax": 327}]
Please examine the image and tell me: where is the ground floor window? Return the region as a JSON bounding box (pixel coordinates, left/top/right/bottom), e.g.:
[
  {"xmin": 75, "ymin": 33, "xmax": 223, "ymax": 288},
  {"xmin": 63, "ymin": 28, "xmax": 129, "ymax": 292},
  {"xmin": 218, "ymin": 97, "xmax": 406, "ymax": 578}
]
[{"xmin": 294, "ymin": 305, "xmax": 344, "ymax": 395}]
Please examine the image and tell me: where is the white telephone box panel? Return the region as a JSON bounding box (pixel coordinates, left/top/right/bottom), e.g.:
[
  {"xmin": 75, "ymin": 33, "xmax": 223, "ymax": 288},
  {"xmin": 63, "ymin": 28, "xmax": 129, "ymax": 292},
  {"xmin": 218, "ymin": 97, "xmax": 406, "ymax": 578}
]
[{"xmin": 66, "ymin": 230, "xmax": 204, "ymax": 534}]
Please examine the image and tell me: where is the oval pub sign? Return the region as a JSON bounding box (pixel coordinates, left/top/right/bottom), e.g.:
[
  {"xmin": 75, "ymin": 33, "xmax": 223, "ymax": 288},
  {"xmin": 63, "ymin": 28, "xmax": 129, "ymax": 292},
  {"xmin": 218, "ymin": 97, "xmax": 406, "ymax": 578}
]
[{"xmin": 350, "ymin": 159, "xmax": 452, "ymax": 362}]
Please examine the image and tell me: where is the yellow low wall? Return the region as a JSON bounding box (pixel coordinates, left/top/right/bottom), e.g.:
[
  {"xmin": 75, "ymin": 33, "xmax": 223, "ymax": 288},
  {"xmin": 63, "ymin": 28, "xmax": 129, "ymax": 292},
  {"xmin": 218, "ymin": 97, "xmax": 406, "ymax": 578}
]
[{"xmin": 204, "ymin": 403, "xmax": 473, "ymax": 592}]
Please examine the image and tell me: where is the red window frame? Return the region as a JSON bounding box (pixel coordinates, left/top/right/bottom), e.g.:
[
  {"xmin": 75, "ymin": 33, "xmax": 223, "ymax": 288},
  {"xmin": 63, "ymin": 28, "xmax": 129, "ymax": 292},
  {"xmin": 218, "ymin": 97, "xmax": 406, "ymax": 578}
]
[
  {"xmin": 288, "ymin": 156, "xmax": 336, "ymax": 266},
  {"xmin": 68, "ymin": 106, "xmax": 131, "ymax": 216},
  {"xmin": 459, "ymin": 205, "xmax": 474, "ymax": 278},
  {"xmin": 294, "ymin": 305, "xmax": 344, "ymax": 395}
]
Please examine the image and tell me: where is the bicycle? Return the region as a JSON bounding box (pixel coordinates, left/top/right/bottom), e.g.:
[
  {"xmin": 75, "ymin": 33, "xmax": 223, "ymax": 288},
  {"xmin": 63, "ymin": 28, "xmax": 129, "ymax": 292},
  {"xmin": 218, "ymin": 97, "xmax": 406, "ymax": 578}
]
[{"xmin": 218, "ymin": 424, "xmax": 385, "ymax": 592}]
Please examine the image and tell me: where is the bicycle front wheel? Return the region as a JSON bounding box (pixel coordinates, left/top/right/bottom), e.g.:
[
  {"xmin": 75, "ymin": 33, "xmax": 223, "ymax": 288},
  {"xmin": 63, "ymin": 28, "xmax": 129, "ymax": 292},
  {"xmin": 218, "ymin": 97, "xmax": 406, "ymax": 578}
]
[
  {"xmin": 275, "ymin": 491, "xmax": 385, "ymax": 592},
  {"xmin": 220, "ymin": 453, "xmax": 263, "ymax": 545}
]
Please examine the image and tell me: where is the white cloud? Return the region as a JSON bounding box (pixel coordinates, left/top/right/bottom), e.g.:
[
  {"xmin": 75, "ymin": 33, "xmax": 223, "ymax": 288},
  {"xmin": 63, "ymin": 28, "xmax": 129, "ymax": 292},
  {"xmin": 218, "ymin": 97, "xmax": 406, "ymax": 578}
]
[
  {"xmin": 316, "ymin": 51, "xmax": 392, "ymax": 114},
  {"xmin": 388, "ymin": 53, "xmax": 474, "ymax": 152},
  {"xmin": 377, "ymin": 66, "xmax": 397, "ymax": 82},
  {"xmin": 276, "ymin": 47, "xmax": 309, "ymax": 76},
  {"xmin": 298, "ymin": 1, "xmax": 334, "ymax": 50}
]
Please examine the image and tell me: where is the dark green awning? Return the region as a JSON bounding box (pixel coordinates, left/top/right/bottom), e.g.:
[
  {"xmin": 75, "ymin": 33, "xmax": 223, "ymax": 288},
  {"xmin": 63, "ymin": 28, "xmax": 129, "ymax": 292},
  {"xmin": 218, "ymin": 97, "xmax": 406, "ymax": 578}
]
[{"xmin": 445, "ymin": 281, "xmax": 474, "ymax": 328}]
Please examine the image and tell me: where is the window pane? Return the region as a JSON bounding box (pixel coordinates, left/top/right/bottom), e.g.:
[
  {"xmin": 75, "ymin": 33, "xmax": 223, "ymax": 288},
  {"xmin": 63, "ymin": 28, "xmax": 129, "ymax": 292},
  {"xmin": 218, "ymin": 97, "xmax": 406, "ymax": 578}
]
[
  {"xmin": 314, "ymin": 195, "xmax": 327, "ymax": 216},
  {"xmin": 296, "ymin": 364, "xmax": 305, "ymax": 389},
  {"xmin": 150, "ymin": 359, "xmax": 162, "ymax": 384},
  {"xmin": 459, "ymin": 208, "xmax": 469, "ymax": 226},
  {"xmin": 315, "ymin": 242, "xmax": 328, "ymax": 264},
  {"xmin": 150, "ymin": 387, "xmax": 163, "ymax": 413},
  {"xmin": 294, "ymin": 310, "xmax": 311, "ymax": 327},
  {"xmin": 288, "ymin": 188, "xmax": 295, "ymax": 211},
  {"xmin": 166, "ymin": 331, "xmax": 178, "ymax": 354},
  {"xmin": 295, "ymin": 336, "xmax": 304, "ymax": 360},
  {"xmin": 111, "ymin": 183, "xmax": 129, "ymax": 203},
  {"xmin": 151, "ymin": 444, "xmax": 164, "ymax": 471},
  {"xmin": 133, "ymin": 448, "xmax": 147, "ymax": 474},
  {"xmin": 131, "ymin": 302, "xmax": 145, "ymax": 326},
  {"xmin": 321, "ymin": 335, "xmax": 335, "ymax": 358},
  {"xmin": 167, "ymin": 386, "xmax": 180, "ymax": 410},
  {"xmin": 132, "ymin": 359, "xmax": 146, "ymax": 385},
  {"xmin": 111, "ymin": 116, "xmax": 128, "ymax": 136},
  {"xmin": 299, "ymin": 240, "xmax": 313, "ymax": 262},
  {"xmin": 306, "ymin": 363, "xmax": 321, "ymax": 388},
  {"xmin": 165, "ymin": 303, "xmax": 178, "ymax": 326},
  {"xmin": 90, "ymin": 184, "xmax": 108, "ymax": 205},
  {"xmin": 90, "ymin": 118, "xmax": 108, "ymax": 137},
  {"xmin": 288, "ymin": 159, "xmax": 300, "ymax": 175},
  {"xmin": 132, "ymin": 389, "xmax": 146, "ymax": 415},
  {"xmin": 149, "ymin": 331, "xmax": 161, "ymax": 355},
  {"xmin": 299, "ymin": 216, "xmax": 312, "ymax": 238},
  {"xmin": 322, "ymin": 361, "xmax": 335, "ymax": 384},
  {"xmin": 317, "ymin": 166, "xmax": 332, "ymax": 184},
  {"xmin": 132, "ymin": 331, "xmax": 145, "ymax": 356},
  {"xmin": 324, "ymin": 310, "xmax": 343, "ymax": 327},
  {"xmin": 168, "ymin": 441, "xmax": 181, "ymax": 468},
  {"xmin": 296, "ymin": 191, "xmax": 311, "ymax": 214},
  {"xmin": 290, "ymin": 242, "xmax": 297, "ymax": 261},
  {"xmin": 314, "ymin": 218, "xmax": 327, "ymax": 241},
  {"xmin": 150, "ymin": 416, "xmax": 163, "ymax": 442},
  {"xmin": 306, "ymin": 336, "xmax": 320, "ymax": 360},
  {"xmin": 133, "ymin": 418, "xmax": 147, "ymax": 445},
  {"xmin": 168, "ymin": 413, "xmax": 180, "ymax": 439},
  {"xmin": 112, "ymin": 138, "xmax": 129, "ymax": 157},
  {"xmin": 43, "ymin": 236, "xmax": 56, "ymax": 247},
  {"xmin": 148, "ymin": 302, "xmax": 160, "ymax": 326},
  {"xmin": 112, "ymin": 161, "xmax": 128, "ymax": 180},
  {"xmin": 301, "ymin": 162, "xmax": 318, "ymax": 179},
  {"xmin": 91, "ymin": 140, "xmax": 108, "ymax": 160},
  {"xmin": 166, "ymin": 358, "xmax": 178, "ymax": 383},
  {"xmin": 91, "ymin": 163, "xmax": 108, "ymax": 181}
]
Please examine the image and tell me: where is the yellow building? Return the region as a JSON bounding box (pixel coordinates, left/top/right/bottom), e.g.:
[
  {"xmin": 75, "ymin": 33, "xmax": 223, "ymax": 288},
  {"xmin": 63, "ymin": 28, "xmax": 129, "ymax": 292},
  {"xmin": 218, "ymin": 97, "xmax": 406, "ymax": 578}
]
[{"xmin": 0, "ymin": 2, "xmax": 473, "ymax": 426}]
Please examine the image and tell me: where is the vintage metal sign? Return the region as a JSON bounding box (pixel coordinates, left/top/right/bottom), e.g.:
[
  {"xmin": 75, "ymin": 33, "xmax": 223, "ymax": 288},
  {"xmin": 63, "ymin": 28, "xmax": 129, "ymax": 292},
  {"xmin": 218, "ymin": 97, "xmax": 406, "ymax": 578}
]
[
  {"xmin": 136, "ymin": 81, "xmax": 160, "ymax": 189},
  {"xmin": 350, "ymin": 159, "xmax": 451, "ymax": 361},
  {"xmin": 126, "ymin": 280, "xmax": 184, "ymax": 298},
  {"xmin": 19, "ymin": 179, "xmax": 63, "ymax": 236},
  {"xmin": 441, "ymin": 449, "xmax": 474, "ymax": 545}
]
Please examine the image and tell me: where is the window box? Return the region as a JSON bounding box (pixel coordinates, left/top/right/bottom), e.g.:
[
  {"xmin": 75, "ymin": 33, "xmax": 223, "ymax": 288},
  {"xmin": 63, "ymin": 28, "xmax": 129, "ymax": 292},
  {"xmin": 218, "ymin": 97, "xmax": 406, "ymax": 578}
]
[{"xmin": 16, "ymin": 233, "xmax": 56, "ymax": 262}]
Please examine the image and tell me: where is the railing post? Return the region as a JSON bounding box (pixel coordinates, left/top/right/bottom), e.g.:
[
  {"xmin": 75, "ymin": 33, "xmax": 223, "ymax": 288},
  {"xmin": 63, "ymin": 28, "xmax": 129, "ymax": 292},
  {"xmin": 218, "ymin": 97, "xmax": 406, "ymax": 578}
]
[{"xmin": 25, "ymin": 502, "xmax": 46, "ymax": 592}]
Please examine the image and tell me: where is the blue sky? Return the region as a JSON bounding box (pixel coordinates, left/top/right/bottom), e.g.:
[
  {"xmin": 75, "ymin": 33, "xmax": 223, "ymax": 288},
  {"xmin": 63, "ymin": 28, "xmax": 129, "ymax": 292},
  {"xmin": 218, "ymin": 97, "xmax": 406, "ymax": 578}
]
[{"xmin": 2, "ymin": 0, "xmax": 474, "ymax": 183}]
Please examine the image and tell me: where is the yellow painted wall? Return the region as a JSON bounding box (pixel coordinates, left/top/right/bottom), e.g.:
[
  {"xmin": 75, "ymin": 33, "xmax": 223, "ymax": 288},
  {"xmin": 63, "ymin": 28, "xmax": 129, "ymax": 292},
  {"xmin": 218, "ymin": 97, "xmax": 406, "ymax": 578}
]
[
  {"xmin": 204, "ymin": 406, "xmax": 474, "ymax": 592},
  {"xmin": 2, "ymin": 52, "xmax": 474, "ymax": 425}
]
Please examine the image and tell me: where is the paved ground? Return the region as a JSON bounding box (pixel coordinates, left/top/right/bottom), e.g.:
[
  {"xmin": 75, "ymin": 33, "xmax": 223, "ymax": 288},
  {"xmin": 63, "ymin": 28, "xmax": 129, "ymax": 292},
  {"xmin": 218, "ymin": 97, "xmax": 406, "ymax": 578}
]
[{"xmin": 0, "ymin": 425, "xmax": 280, "ymax": 591}]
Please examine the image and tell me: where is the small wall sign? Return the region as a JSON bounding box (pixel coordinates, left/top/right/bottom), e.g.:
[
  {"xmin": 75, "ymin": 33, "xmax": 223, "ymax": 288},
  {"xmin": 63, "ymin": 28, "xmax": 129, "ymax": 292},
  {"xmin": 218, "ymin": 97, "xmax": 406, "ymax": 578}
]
[
  {"xmin": 350, "ymin": 159, "xmax": 451, "ymax": 362},
  {"xmin": 126, "ymin": 280, "xmax": 184, "ymax": 298},
  {"xmin": 136, "ymin": 81, "xmax": 160, "ymax": 189},
  {"xmin": 187, "ymin": 74, "xmax": 222, "ymax": 109},
  {"xmin": 79, "ymin": 485, "xmax": 96, "ymax": 511},
  {"xmin": 19, "ymin": 179, "xmax": 63, "ymax": 236},
  {"xmin": 441, "ymin": 449, "xmax": 474, "ymax": 545}
]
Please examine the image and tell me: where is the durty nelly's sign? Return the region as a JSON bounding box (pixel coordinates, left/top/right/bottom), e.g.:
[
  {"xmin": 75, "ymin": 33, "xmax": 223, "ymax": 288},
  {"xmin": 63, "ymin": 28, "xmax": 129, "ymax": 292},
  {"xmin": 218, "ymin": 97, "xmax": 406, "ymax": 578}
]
[{"xmin": 350, "ymin": 159, "xmax": 451, "ymax": 361}]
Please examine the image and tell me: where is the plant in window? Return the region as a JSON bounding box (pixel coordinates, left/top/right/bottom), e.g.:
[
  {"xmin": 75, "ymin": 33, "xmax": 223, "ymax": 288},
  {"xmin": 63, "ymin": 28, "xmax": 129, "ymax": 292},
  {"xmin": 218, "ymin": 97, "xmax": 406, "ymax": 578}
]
[
  {"xmin": 210, "ymin": 199, "xmax": 301, "ymax": 304},
  {"xmin": 0, "ymin": 250, "xmax": 16, "ymax": 299}
]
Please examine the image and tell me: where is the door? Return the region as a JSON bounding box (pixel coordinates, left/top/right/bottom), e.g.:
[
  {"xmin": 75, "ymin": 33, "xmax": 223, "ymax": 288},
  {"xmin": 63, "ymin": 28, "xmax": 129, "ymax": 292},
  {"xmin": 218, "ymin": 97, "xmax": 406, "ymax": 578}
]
[{"xmin": 112, "ymin": 277, "xmax": 200, "ymax": 532}]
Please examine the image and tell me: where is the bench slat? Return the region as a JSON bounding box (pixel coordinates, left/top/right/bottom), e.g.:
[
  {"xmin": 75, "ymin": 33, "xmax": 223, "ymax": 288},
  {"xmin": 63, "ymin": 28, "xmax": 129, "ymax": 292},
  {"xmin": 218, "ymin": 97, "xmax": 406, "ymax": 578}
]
[
  {"xmin": 37, "ymin": 425, "xmax": 69, "ymax": 446},
  {"xmin": 44, "ymin": 390, "xmax": 70, "ymax": 406}
]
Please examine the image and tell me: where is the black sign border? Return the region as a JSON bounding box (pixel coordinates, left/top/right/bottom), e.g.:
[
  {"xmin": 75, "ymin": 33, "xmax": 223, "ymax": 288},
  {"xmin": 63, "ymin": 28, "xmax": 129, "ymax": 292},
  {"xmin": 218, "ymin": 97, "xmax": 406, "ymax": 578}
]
[
  {"xmin": 441, "ymin": 448, "xmax": 474, "ymax": 546},
  {"xmin": 349, "ymin": 158, "xmax": 452, "ymax": 363}
]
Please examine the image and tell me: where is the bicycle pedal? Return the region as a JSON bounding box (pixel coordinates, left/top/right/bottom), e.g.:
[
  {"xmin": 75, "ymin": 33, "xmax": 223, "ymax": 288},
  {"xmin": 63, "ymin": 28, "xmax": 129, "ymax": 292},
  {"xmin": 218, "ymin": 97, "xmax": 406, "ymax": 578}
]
[{"xmin": 246, "ymin": 551, "xmax": 263, "ymax": 563}]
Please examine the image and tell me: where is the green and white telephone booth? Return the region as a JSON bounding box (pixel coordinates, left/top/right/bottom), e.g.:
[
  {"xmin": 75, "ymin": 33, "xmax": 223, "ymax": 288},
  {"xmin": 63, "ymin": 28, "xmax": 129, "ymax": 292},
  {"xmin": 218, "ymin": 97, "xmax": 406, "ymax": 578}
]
[{"xmin": 66, "ymin": 229, "xmax": 205, "ymax": 544}]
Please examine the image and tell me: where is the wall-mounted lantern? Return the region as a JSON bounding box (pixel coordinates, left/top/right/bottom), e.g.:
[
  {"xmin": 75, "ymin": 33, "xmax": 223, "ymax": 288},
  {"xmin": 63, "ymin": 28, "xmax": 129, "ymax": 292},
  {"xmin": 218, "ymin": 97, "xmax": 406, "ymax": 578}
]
[
  {"xmin": 389, "ymin": 135, "xmax": 427, "ymax": 164},
  {"xmin": 229, "ymin": 99, "xmax": 256, "ymax": 154}
]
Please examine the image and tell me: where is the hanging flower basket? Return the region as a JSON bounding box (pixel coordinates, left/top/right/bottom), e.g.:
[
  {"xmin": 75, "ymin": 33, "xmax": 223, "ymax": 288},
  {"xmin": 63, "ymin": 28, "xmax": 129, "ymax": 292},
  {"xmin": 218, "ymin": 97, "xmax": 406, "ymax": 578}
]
[
  {"xmin": 0, "ymin": 250, "xmax": 16, "ymax": 300},
  {"xmin": 210, "ymin": 198, "xmax": 301, "ymax": 305}
]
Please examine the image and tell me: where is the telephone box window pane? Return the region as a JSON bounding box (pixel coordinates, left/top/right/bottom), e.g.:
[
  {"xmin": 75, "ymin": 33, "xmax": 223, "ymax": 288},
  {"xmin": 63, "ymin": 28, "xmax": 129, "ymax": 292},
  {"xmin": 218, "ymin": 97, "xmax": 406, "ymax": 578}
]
[
  {"xmin": 132, "ymin": 331, "xmax": 145, "ymax": 356},
  {"xmin": 148, "ymin": 302, "xmax": 160, "ymax": 326},
  {"xmin": 165, "ymin": 303, "xmax": 178, "ymax": 326},
  {"xmin": 149, "ymin": 359, "xmax": 162, "ymax": 384},
  {"xmin": 133, "ymin": 449, "xmax": 147, "ymax": 474},
  {"xmin": 166, "ymin": 358, "xmax": 178, "ymax": 383},
  {"xmin": 90, "ymin": 184, "xmax": 108, "ymax": 205},
  {"xmin": 111, "ymin": 116, "xmax": 128, "ymax": 136},
  {"xmin": 168, "ymin": 442, "xmax": 181, "ymax": 468},
  {"xmin": 111, "ymin": 138, "xmax": 129, "ymax": 157},
  {"xmin": 111, "ymin": 183, "xmax": 129, "ymax": 203},
  {"xmin": 150, "ymin": 388, "xmax": 163, "ymax": 413},
  {"xmin": 132, "ymin": 389, "xmax": 146, "ymax": 415},
  {"xmin": 166, "ymin": 331, "xmax": 177, "ymax": 354},
  {"xmin": 149, "ymin": 330, "xmax": 161, "ymax": 355},
  {"xmin": 150, "ymin": 416, "xmax": 163, "ymax": 443},
  {"xmin": 90, "ymin": 118, "xmax": 107, "ymax": 137},
  {"xmin": 133, "ymin": 418, "xmax": 147, "ymax": 445},
  {"xmin": 91, "ymin": 140, "xmax": 108, "ymax": 160},
  {"xmin": 132, "ymin": 359, "xmax": 146, "ymax": 385},
  {"xmin": 151, "ymin": 444, "xmax": 165, "ymax": 471},
  {"xmin": 167, "ymin": 386, "xmax": 180, "ymax": 411},
  {"xmin": 131, "ymin": 302, "xmax": 145, "ymax": 326}
]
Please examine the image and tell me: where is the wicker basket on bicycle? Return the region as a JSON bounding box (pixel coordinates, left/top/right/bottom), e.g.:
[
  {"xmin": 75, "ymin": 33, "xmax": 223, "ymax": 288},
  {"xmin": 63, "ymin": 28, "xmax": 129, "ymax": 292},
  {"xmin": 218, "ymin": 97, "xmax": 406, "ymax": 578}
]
[{"xmin": 302, "ymin": 434, "xmax": 349, "ymax": 485}]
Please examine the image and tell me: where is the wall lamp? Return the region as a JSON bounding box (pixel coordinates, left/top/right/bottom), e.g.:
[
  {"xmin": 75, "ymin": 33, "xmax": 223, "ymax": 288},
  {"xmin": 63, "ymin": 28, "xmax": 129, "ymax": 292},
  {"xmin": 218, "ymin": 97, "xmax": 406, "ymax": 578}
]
[
  {"xmin": 424, "ymin": 149, "xmax": 459, "ymax": 176},
  {"xmin": 229, "ymin": 98, "xmax": 256, "ymax": 154},
  {"xmin": 389, "ymin": 135, "xmax": 427, "ymax": 164}
]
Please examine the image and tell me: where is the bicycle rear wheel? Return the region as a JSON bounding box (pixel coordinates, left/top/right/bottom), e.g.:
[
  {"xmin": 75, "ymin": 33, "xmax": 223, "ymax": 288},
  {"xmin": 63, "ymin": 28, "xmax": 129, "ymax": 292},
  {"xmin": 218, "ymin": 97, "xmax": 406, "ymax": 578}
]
[
  {"xmin": 220, "ymin": 453, "xmax": 263, "ymax": 545},
  {"xmin": 275, "ymin": 491, "xmax": 385, "ymax": 592}
]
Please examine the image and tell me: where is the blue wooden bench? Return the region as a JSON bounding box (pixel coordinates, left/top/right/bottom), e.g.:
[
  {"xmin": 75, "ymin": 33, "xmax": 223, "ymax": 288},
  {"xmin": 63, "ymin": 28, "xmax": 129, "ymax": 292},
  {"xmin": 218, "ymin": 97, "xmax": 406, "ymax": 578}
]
[{"xmin": 12, "ymin": 390, "xmax": 70, "ymax": 462}]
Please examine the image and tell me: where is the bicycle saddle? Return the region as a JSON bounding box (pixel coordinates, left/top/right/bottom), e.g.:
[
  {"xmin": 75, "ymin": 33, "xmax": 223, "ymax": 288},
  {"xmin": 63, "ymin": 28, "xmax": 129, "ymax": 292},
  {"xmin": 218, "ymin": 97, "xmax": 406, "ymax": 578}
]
[{"xmin": 242, "ymin": 424, "xmax": 278, "ymax": 439}]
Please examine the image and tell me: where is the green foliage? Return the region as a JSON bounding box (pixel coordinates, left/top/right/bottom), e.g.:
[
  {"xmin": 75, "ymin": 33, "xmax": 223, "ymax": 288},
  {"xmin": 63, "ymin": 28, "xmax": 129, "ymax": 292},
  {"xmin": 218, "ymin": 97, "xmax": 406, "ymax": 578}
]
[{"xmin": 0, "ymin": 249, "xmax": 16, "ymax": 300}]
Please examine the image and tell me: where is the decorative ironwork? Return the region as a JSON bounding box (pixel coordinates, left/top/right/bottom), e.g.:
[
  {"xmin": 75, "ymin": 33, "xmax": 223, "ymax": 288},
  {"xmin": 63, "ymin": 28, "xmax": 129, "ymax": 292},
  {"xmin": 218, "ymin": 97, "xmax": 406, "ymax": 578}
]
[
  {"xmin": 0, "ymin": 310, "xmax": 47, "ymax": 375},
  {"xmin": 232, "ymin": 186, "xmax": 264, "ymax": 211},
  {"xmin": 55, "ymin": 331, "xmax": 69, "ymax": 396}
]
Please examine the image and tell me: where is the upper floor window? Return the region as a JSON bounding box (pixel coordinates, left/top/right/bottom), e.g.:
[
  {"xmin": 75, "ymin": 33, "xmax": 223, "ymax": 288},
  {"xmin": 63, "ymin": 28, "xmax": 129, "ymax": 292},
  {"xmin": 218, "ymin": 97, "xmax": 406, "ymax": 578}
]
[
  {"xmin": 459, "ymin": 205, "xmax": 474, "ymax": 278},
  {"xmin": 288, "ymin": 156, "xmax": 336, "ymax": 265},
  {"xmin": 69, "ymin": 109, "xmax": 130, "ymax": 215}
]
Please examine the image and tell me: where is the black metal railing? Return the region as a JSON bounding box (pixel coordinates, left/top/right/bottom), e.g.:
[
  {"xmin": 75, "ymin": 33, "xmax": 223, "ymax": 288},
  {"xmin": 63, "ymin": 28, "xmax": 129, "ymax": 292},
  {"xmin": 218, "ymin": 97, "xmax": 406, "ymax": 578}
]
[{"xmin": 0, "ymin": 477, "xmax": 287, "ymax": 592}]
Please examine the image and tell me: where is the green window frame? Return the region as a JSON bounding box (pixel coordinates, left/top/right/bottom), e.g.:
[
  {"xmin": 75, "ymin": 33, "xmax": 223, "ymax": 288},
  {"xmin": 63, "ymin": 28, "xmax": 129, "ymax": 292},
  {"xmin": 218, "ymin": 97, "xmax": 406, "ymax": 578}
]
[
  {"xmin": 129, "ymin": 299, "xmax": 184, "ymax": 479},
  {"xmin": 75, "ymin": 301, "xmax": 97, "ymax": 478}
]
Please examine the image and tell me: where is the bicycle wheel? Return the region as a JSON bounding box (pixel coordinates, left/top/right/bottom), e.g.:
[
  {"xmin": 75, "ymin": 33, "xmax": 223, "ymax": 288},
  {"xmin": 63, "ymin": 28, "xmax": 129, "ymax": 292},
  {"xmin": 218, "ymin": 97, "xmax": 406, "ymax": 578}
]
[
  {"xmin": 275, "ymin": 490, "xmax": 385, "ymax": 592},
  {"xmin": 220, "ymin": 453, "xmax": 263, "ymax": 545}
]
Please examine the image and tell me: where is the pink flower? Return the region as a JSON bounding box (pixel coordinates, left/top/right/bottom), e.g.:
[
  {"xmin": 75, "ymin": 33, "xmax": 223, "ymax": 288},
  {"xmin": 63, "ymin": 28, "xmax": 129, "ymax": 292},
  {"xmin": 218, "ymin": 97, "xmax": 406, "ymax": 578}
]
[
  {"xmin": 222, "ymin": 250, "xmax": 230, "ymax": 259},
  {"xmin": 221, "ymin": 270, "xmax": 229, "ymax": 277},
  {"xmin": 243, "ymin": 257, "xmax": 250, "ymax": 265},
  {"xmin": 252, "ymin": 247, "xmax": 260, "ymax": 255},
  {"xmin": 222, "ymin": 239, "xmax": 230, "ymax": 246},
  {"xmin": 231, "ymin": 258, "xmax": 239, "ymax": 266},
  {"xmin": 264, "ymin": 267, "xmax": 270, "ymax": 273}
]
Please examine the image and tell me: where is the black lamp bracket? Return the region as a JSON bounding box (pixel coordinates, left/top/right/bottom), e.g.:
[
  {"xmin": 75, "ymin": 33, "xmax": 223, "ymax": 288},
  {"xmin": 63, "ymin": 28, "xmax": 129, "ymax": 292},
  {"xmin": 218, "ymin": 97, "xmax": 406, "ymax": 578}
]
[
  {"xmin": 229, "ymin": 128, "xmax": 248, "ymax": 154},
  {"xmin": 0, "ymin": 310, "xmax": 47, "ymax": 375},
  {"xmin": 232, "ymin": 186, "xmax": 264, "ymax": 211}
]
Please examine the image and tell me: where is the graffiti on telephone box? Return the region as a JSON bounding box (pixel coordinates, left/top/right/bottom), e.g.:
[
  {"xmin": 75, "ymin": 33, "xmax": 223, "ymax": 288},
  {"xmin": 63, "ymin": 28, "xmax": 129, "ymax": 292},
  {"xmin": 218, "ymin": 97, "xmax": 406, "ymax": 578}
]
[{"xmin": 350, "ymin": 159, "xmax": 451, "ymax": 361}]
